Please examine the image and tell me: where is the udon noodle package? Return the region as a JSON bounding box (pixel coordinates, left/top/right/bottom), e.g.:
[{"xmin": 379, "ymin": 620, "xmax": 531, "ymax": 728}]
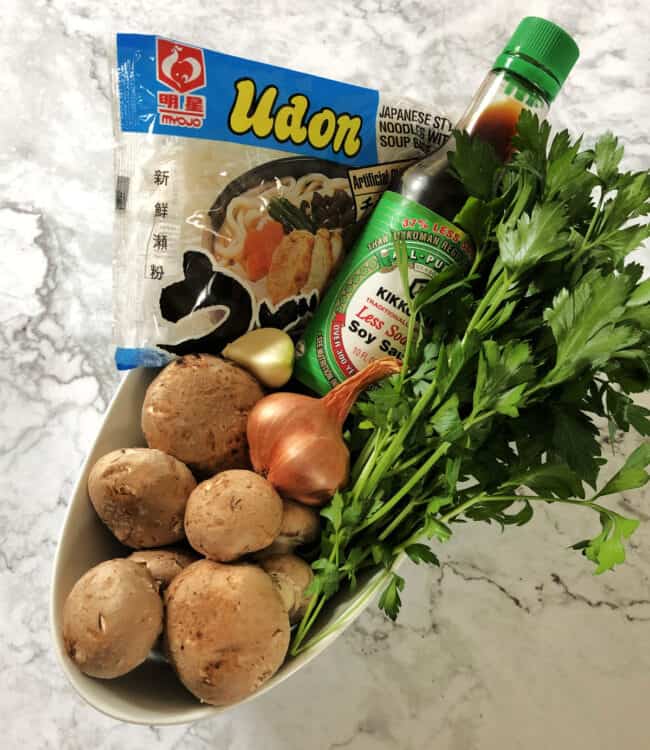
[{"xmin": 112, "ymin": 34, "xmax": 454, "ymax": 368}]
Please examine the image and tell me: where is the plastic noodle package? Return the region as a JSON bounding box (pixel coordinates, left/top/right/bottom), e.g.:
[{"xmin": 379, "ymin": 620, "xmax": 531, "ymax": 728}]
[{"xmin": 112, "ymin": 34, "xmax": 454, "ymax": 369}]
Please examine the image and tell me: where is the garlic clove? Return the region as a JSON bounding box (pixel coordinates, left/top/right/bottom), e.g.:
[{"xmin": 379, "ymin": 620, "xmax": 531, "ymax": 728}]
[{"xmin": 222, "ymin": 328, "xmax": 295, "ymax": 388}]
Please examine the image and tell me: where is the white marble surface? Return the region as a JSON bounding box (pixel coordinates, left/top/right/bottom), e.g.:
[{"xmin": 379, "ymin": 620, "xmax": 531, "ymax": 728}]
[{"xmin": 2, "ymin": 0, "xmax": 649, "ymax": 747}]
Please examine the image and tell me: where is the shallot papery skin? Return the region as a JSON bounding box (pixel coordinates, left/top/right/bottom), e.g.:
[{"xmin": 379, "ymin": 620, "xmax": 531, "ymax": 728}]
[{"xmin": 247, "ymin": 357, "xmax": 401, "ymax": 506}]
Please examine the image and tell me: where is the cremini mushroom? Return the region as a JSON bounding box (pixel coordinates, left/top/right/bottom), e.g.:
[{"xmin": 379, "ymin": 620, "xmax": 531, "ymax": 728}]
[
  {"xmin": 128, "ymin": 547, "xmax": 198, "ymax": 591},
  {"xmin": 62, "ymin": 559, "xmax": 163, "ymax": 679},
  {"xmin": 260, "ymin": 498, "xmax": 320, "ymax": 555},
  {"xmin": 87, "ymin": 448, "xmax": 196, "ymax": 548},
  {"xmin": 260, "ymin": 554, "xmax": 314, "ymax": 623},
  {"xmin": 141, "ymin": 354, "xmax": 264, "ymax": 476},
  {"xmin": 184, "ymin": 470, "xmax": 283, "ymax": 561},
  {"xmin": 164, "ymin": 560, "xmax": 290, "ymax": 705}
]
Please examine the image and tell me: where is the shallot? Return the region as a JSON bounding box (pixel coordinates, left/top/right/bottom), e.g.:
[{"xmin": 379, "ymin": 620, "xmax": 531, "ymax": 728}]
[{"xmin": 247, "ymin": 357, "xmax": 401, "ymax": 505}]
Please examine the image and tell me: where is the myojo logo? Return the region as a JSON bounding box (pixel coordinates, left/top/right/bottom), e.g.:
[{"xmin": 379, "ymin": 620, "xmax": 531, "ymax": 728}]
[{"xmin": 156, "ymin": 39, "xmax": 207, "ymax": 129}]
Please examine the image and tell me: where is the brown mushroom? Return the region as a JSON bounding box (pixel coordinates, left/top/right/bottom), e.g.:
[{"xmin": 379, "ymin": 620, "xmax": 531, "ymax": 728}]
[
  {"xmin": 128, "ymin": 547, "xmax": 198, "ymax": 591},
  {"xmin": 164, "ymin": 560, "xmax": 290, "ymax": 705},
  {"xmin": 62, "ymin": 559, "xmax": 163, "ymax": 679},
  {"xmin": 259, "ymin": 554, "xmax": 314, "ymax": 623},
  {"xmin": 87, "ymin": 448, "xmax": 195, "ymax": 548},
  {"xmin": 184, "ymin": 470, "xmax": 283, "ymax": 561},
  {"xmin": 260, "ymin": 499, "xmax": 320, "ymax": 555},
  {"xmin": 141, "ymin": 354, "xmax": 264, "ymax": 476}
]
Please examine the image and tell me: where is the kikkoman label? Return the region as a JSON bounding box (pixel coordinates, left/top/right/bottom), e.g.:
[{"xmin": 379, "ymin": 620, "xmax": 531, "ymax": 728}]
[{"xmin": 295, "ymin": 191, "xmax": 474, "ymax": 394}]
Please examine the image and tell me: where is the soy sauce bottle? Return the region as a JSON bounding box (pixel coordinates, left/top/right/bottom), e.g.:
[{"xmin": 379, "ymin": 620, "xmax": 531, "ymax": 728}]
[
  {"xmin": 296, "ymin": 17, "xmax": 579, "ymax": 395},
  {"xmin": 397, "ymin": 17, "xmax": 578, "ymax": 218}
]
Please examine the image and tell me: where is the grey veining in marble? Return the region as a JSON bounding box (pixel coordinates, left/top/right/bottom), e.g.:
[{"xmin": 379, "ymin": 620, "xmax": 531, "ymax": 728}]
[{"xmin": 1, "ymin": 0, "xmax": 649, "ymax": 748}]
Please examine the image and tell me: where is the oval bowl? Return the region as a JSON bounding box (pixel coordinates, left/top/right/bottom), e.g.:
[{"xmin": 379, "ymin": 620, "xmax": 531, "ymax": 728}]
[{"xmin": 50, "ymin": 366, "xmax": 393, "ymax": 725}]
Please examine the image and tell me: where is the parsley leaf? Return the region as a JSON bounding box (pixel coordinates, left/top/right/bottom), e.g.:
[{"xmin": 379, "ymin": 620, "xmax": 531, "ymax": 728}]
[
  {"xmin": 378, "ymin": 573, "xmax": 405, "ymax": 620},
  {"xmin": 497, "ymin": 202, "xmax": 569, "ymax": 274},
  {"xmin": 593, "ymin": 132, "xmax": 624, "ymax": 186},
  {"xmin": 628, "ymin": 277, "xmax": 650, "ymax": 307},
  {"xmin": 465, "ymin": 497, "xmax": 534, "ymax": 527},
  {"xmin": 422, "ymin": 515, "xmax": 452, "ymax": 543},
  {"xmin": 544, "ymin": 132, "xmax": 597, "ymax": 223},
  {"xmin": 546, "ymin": 131, "xmax": 593, "ymax": 197},
  {"xmin": 501, "ymin": 462, "xmax": 584, "ymax": 499},
  {"xmin": 543, "ymin": 271, "xmax": 639, "ymax": 384},
  {"xmin": 605, "ymin": 387, "xmax": 650, "ymax": 435},
  {"xmin": 573, "ymin": 512, "xmax": 639, "ymax": 574},
  {"xmin": 599, "ymin": 172, "xmax": 650, "ymax": 234},
  {"xmin": 413, "ymin": 265, "xmax": 463, "ymax": 311},
  {"xmin": 453, "ymin": 196, "xmax": 493, "ymax": 247},
  {"xmin": 309, "ymin": 559, "xmax": 341, "ymax": 598},
  {"xmin": 596, "ymin": 442, "xmax": 650, "ymax": 497},
  {"xmin": 449, "ymin": 130, "xmax": 501, "ymax": 201},
  {"xmin": 472, "ymin": 340, "xmax": 534, "ymax": 417},
  {"xmin": 551, "ymin": 408, "xmax": 604, "ymax": 489},
  {"xmin": 405, "ymin": 543, "xmax": 440, "ymax": 566},
  {"xmin": 628, "ymin": 405, "xmax": 650, "ymax": 436},
  {"xmin": 511, "ymin": 110, "xmax": 551, "ymax": 159},
  {"xmin": 320, "ymin": 491, "xmax": 344, "ymax": 530},
  {"xmin": 431, "ymin": 394, "xmax": 463, "ymax": 440}
]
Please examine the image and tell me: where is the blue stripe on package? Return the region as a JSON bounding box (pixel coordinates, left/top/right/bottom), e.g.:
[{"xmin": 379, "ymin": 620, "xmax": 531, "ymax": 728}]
[{"xmin": 116, "ymin": 34, "xmax": 380, "ymax": 166}]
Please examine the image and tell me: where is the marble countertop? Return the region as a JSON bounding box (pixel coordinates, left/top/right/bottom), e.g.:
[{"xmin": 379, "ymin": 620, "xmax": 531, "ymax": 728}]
[{"xmin": 2, "ymin": 0, "xmax": 649, "ymax": 748}]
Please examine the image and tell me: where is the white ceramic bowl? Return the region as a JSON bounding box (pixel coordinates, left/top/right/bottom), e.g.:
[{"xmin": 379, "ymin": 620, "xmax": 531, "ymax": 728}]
[{"xmin": 50, "ymin": 367, "xmax": 391, "ymax": 724}]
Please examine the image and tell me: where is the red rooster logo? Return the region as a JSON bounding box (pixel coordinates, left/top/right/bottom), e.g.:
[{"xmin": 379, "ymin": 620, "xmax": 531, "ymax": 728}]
[{"xmin": 156, "ymin": 39, "xmax": 206, "ymax": 94}]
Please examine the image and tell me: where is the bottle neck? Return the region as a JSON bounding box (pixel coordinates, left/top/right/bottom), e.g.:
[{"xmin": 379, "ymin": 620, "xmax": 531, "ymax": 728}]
[
  {"xmin": 455, "ymin": 69, "xmax": 550, "ymax": 159},
  {"xmin": 394, "ymin": 68, "xmax": 551, "ymax": 217}
]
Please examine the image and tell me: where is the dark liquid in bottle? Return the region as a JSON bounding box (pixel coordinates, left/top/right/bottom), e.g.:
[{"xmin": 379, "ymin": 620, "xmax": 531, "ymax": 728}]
[
  {"xmin": 472, "ymin": 100, "xmax": 524, "ymax": 160},
  {"xmin": 396, "ymin": 100, "xmax": 524, "ymax": 222}
]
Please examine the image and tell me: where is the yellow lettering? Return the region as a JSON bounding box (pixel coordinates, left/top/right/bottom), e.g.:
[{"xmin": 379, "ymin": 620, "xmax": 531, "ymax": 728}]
[
  {"xmin": 228, "ymin": 79, "xmax": 276, "ymax": 138},
  {"xmin": 228, "ymin": 78, "xmax": 363, "ymax": 157},
  {"xmin": 332, "ymin": 114, "xmax": 363, "ymax": 157},
  {"xmin": 307, "ymin": 108, "xmax": 337, "ymax": 149},
  {"xmin": 274, "ymin": 94, "xmax": 309, "ymax": 144}
]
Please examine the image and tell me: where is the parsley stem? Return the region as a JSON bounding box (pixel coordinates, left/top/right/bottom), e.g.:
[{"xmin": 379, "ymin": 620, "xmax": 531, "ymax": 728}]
[
  {"xmin": 351, "ymin": 429, "xmax": 387, "ymax": 498},
  {"xmin": 290, "ymin": 567, "xmax": 390, "ymax": 656},
  {"xmin": 292, "ymin": 594, "xmax": 328, "ymax": 652},
  {"xmin": 468, "ymin": 246, "xmax": 483, "ymax": 277},
  {"xmin": 394, "ymin": 495, "xmax": 556, "ymax": 556},
  {"xmin": 464, "ymin": 273, "xmax": 501, "ymax": 338},
  {"xmin": 579, "ymin": 225, "xmax": 627, "ymax": 255},
  {"xmin": 351, "ymin": 428, "xmax": 379, "ymax": 481},
  {"xmin": 401, "ymin": 273, "xmax": 479, "ymax": 388},
  {"xmin": 358, "ymin": 441, "xmax": 451, "ymax": 531},
  {"xmin": 475, "ymin": 271, "xmax": 513, "ymax": 331},
  {"xmin": 399, "ymin": 302, "xmax": 418, "ymax": 387},
  {"xmin": 379, "ymin": 500, "xmax": 415, "ymax": 541},
  {"xmin": 391, "ymin": 446, "xmax": 438, "ymax": 474},
  {"xmin": 359, "ymin": 408, "xmax": 494, "ymax": 534},
  {"xmin": 581, "ymin": 190, "xmax": 606, "ymax": 251},
  {"xmin": 439, "ymin": 493, "xmax": 614, "ymax": 524},
  {"xmin": 363, "ymin": 375, "xmax": 439, "ymax": 497}
]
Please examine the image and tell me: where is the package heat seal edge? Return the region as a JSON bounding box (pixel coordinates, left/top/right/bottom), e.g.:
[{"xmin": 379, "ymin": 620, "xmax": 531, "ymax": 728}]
[{"xmin": 111, "ymin": 33, "xmax": 457, "ymax": 371}]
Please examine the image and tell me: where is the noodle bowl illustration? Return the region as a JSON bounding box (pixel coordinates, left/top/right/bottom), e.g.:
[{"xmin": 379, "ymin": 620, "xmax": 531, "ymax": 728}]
[
  {"xmin": 205, "ymin": 156, "xmax": 357, "ymax": 315},
  {"xmin": 212, "ymin": 173, "xmax": 350, "ymax": 260}
]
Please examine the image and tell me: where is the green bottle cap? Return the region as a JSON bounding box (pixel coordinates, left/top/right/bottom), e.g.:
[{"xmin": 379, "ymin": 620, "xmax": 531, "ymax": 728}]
[{"xmin": 492, "ymin": 17, "xmax": 579, "ymax": 101}]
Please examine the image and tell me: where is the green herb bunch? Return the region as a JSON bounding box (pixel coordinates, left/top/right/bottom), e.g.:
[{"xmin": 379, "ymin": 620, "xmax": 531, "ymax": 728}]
[{"xmin": 291, "ymin": 112, "xmax": 650, "ymax": 655}]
